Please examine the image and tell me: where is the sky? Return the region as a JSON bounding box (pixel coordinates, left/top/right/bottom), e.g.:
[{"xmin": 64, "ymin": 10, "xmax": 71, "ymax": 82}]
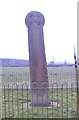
[{"xmin": 0, "ymin": 0, "xmax": 78, "ymax": 63}]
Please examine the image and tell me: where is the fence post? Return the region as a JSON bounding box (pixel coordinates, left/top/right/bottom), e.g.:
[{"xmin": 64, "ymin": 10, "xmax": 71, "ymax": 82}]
[{"xmin": 75, "ymin": 66, "xmax": 79, "ymax": 118}]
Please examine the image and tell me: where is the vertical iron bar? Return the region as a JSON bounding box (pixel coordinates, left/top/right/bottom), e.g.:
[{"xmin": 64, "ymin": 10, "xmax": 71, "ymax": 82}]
[
  {"xmin": 32, "ymin": 87, "xmax": 33, "ymax": 118},
  {"xmin": 71, "ymin": 83, "xmax": 73, "ymax": 118},
  {"xmin": 66, "ymin": 83, "xmax": 68, "ymax": 119},
  {"xmin": 22, "ymin": 84, "xmax": 24, "ymax": 119},
  {"xmin": 4, "ymin": 85, "xmax": 6, "ymax": 118},
  {"xmin": 52, "ymin": 85, "xmax": 53, "ymax": 118},
  {"xmin": 57, "ymin": 84, "xmax": 58, "ymax": 118},
  {"xmin": 17, "ymin": 84, "xmax": 19, "ymax": 118},
  {"xmin": 12, "ymin": 84, "xmax": 14, "ymax": 118},
  {"xmin": 26, "ymin": 85, "xmax": 28, "ymax": 118},
  {"xmin": 47, "ymin": 87, "xmax": 48, "ymax": 118},
  {"xmin": 61, "ymin": 83, "xmax": 63, "ymax": 119},
  {"xmin": 8, "ymin": 84, "xmax": 10, "ymax": 118}
]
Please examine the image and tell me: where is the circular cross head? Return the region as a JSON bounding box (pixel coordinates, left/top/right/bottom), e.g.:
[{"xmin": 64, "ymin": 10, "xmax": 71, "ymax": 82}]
[{"xmin": 25, "ymin": 11, "xmax": 45, "ymax": 27}]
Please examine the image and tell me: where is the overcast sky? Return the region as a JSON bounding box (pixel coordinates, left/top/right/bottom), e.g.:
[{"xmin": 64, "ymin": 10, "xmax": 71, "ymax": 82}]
[{"xmin": 0, "ymin": 0, "xmax": 78, "ymax": 63}]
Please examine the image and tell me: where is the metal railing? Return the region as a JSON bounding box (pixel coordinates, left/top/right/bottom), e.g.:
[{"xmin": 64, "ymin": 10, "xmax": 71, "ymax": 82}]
[
  {"xmin": 0, "ymin": 83, "xmax": 77, "ymax": 119},
  {"xmin": 0, "ymin": 70, "xmax": 78, "ymax": 119}
]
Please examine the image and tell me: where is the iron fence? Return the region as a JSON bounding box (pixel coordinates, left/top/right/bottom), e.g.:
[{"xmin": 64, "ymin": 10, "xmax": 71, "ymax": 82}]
[
  {"xmin": 0, "ymin": 82, "xmax": 77, "ymax": 119},
  {"xmin": 0, "ymin": 70, "xmax": 79, "ymax": 119}
]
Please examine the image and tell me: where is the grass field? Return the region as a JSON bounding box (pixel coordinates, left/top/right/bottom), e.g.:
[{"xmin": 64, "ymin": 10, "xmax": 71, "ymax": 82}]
[
  {"xmin": 1, "ymin": 66, "xmax": 76, "ymax": 87},
  {"xmin": 2, "ymin": 88, "xmax": 77, "ymax": 118},
  {"xmin": 0, "ymin": 66, "xmax": 77, "ymax": 118}
]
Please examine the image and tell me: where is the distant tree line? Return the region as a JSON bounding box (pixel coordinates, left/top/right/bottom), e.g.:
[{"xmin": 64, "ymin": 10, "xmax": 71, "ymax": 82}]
[
  {"xmin": 47, "ymin": 61, "xmax": 74, "ymax": 67},
  {"xmin": 0, "ymin": 58, "xmax": 74, "ymax": 67},
  {"xmin": 0, "ymin": 58, "xmax": 29, "ymax": 67}
]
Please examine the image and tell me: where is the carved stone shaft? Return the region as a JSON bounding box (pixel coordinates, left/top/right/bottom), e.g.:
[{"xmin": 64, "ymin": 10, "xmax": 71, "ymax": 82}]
[{"xmin": 25, "ymin": 11, "xmax": 49, "ymax": 106}]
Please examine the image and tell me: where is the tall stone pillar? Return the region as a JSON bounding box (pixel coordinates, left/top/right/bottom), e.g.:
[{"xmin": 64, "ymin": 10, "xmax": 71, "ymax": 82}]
[{"xmin": 25, "ymin": 11, "xmax": 49, "ymax": 106}]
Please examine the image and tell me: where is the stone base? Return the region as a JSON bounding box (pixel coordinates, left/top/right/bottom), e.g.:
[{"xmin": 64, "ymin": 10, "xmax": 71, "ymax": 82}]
[
  {"xmin": 31, "ymin": 94, "xmax": 49, "ymax": 106},
  {"xmin": 22, "ymin": 101, "xmax": 59, "ymax": 109},
  {"xmin": 31, "ymin": 88, "xmax": 49, "ymax": 106}
]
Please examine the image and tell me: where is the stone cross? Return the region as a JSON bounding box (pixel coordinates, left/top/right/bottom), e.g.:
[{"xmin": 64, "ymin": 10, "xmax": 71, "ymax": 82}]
[{"xmin": 25, "ymin": 11, "xmax": 49, "ymax": 106}]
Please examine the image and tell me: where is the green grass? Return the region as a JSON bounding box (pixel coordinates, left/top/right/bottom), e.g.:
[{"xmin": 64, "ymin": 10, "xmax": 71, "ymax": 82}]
[
  {"xmin": 1, "ymin": 66, "xmax": 77, "ymax": 118},
  {"xmin": 2, "ymin": 88, "xmax": 77, "ymax": 118},
  {"xmin": 1, "ymin": 66, "xmax": 75, "ymax": 84}
]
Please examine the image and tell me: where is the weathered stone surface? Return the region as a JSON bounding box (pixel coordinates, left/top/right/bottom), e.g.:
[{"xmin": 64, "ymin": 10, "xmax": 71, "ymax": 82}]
[{"xmin": 25, "ymin": 11, "xmax": 49, "ymax": 106}]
